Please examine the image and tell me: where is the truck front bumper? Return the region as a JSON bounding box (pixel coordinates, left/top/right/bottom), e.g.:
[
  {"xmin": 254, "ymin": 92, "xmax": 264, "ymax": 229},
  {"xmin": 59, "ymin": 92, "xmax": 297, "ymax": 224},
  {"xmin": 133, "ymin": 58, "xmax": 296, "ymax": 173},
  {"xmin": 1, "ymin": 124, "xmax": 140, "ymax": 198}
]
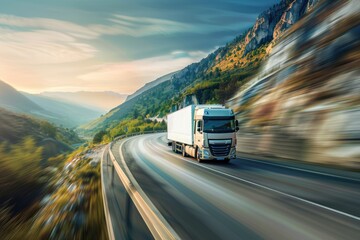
[{"xmin": 199, "ymin": 147, "xmax": 236, "ymax": 160}]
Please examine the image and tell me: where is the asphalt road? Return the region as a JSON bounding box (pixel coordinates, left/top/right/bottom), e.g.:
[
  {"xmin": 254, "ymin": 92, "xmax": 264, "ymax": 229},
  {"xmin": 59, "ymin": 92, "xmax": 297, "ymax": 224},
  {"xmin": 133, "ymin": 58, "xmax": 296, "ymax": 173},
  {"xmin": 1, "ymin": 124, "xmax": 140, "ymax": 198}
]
[{"xmin": 106, "ymin": 133, "xmax": 360, "ymax": 240}]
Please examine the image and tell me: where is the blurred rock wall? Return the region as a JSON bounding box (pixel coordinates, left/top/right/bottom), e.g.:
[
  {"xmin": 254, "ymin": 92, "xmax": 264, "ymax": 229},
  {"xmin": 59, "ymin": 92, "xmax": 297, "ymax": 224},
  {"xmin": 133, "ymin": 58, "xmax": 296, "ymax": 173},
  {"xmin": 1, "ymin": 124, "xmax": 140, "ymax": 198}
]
[{"xmin": 228, "ymin": 0, "xmax": 360, "ymax": 168}]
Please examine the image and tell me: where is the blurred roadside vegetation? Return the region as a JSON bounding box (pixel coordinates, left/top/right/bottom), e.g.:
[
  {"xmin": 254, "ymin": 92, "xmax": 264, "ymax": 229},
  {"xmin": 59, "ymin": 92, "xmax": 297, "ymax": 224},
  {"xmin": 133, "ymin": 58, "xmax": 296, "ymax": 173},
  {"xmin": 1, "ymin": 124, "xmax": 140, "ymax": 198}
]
[
  {"xmin": 30, "ymin": 146, "xmax": 107, "ymax": 240},
  {"xmin": 0, "ymin": 108, "xmax": 106, "ymax": 239},
  {"xmin": 0, "ymin": 144, "xmax": 107, "ymax": 240},
  {"xmin": 0, "ymin": 108, "xmax": 81, "ymax": 146}
]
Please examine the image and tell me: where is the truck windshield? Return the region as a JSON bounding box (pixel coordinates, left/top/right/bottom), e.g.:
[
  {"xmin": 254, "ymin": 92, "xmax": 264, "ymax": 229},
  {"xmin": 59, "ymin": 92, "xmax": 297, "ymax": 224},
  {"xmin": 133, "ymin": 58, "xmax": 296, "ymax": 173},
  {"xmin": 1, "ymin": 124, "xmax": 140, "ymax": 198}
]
[{"xmin": 203, "ymin": 119, "xmax": 235, "ymax": 133}]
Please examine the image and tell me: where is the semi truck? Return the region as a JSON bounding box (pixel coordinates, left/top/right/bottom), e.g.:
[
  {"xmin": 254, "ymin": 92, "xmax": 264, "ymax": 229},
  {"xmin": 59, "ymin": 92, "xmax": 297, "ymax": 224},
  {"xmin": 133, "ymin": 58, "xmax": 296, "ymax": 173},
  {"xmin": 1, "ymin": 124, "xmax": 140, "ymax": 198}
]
[{"xmin": 167, "ymin": 105, "xmax": 238, "ymax": 163}]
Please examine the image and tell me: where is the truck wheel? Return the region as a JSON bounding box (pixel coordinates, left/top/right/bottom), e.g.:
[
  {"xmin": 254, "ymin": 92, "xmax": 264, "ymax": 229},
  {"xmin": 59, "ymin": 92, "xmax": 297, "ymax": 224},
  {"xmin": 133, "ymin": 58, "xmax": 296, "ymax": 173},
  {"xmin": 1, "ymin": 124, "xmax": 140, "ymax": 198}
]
[
  {"xmin": 182, "ymin": 145, "xmax": 187, "ymax": 157},
  {"xmin": 172, "ymin": 142, "xmax": 175, "ymax": 152},
  {"xmin": 196, "ymin": 149, "xmax": 202, "ymax": 163}
]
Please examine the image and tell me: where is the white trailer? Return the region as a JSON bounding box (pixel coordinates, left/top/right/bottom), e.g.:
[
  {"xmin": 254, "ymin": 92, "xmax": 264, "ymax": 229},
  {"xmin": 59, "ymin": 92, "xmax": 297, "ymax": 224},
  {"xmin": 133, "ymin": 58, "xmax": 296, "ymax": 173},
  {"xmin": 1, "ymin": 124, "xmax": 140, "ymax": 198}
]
[{"xmin": 167, "ymin": 105, "xmax": 194, "ymax": 145}]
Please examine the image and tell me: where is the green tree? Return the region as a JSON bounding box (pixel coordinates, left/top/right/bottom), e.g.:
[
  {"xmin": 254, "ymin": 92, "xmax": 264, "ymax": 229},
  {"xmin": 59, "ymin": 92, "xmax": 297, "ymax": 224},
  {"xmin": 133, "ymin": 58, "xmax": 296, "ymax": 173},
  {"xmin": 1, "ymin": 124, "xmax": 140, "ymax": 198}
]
[
  {"xmin": 40, "ymin": 121, "xmax": 57, "ymax": 138},
  {"xmin": 93, "ymin": 130, "xmax": 107, "ymax": 144}
]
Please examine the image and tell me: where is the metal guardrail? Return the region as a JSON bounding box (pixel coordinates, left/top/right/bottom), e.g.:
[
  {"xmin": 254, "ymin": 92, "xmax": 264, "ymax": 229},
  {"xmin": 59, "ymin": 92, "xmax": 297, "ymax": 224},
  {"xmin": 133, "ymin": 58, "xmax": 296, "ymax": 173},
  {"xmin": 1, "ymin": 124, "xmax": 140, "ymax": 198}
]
[
  {"xmin": 101, "ymin": 130, "xmax": 180, "ymax": 240},
  {"xmin": 100, "ymin": 146, "xmax": 115, "ymax": 240}
]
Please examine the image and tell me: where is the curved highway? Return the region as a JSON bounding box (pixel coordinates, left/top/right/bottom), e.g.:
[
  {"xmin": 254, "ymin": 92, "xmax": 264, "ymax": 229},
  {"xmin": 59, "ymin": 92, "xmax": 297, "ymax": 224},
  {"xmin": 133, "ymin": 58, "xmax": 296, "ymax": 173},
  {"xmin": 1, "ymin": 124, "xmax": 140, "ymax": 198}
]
[{"xmin": 106, "ymin": 133, "xmax": 360, "ymax": 240}]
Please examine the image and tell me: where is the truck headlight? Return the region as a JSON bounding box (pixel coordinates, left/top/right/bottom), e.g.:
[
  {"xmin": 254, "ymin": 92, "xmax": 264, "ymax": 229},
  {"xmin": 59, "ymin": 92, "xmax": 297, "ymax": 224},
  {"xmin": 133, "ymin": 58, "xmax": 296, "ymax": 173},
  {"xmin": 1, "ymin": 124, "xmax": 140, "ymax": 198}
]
[{"xmin": 203, "ymin": 149, "xmax": 210, "ymax": 158}]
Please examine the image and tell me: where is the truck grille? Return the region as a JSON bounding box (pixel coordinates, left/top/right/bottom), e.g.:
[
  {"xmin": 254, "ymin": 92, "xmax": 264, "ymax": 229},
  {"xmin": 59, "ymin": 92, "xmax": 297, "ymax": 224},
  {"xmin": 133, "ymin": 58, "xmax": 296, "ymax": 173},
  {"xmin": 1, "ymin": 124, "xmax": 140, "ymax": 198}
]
[{"xmin": 209, "ymin": 144, "xmax": 231, "ymax": 157}]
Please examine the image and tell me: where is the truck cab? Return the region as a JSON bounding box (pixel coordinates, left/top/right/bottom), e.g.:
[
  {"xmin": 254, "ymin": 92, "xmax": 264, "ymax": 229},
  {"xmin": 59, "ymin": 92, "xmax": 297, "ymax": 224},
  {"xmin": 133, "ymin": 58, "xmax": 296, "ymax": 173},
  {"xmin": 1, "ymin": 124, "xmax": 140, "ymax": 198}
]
[{"xmin": 192, "ymin": 105, "xmax": 238, "ymax": 162}]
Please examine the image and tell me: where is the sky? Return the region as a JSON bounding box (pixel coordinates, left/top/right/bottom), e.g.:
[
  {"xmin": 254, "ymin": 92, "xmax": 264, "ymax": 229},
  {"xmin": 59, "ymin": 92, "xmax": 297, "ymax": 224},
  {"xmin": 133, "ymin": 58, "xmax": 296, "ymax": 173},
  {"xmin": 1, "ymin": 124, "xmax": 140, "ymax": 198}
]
[{"xmin": 0, "ymin": 0, "xmax": 278, "ymax": 94}]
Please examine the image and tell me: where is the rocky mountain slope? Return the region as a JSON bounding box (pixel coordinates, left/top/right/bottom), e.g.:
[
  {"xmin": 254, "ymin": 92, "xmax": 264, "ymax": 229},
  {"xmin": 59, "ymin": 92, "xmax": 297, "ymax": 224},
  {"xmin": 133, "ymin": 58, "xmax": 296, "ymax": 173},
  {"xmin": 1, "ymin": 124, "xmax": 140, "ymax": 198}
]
[
  {"xmin": 227, "ymin": 0, "xmax": 359, "ymax": 166},
  {"xmin": 80, "ymin": 0, "xmax": 319, "ymax": 135}
]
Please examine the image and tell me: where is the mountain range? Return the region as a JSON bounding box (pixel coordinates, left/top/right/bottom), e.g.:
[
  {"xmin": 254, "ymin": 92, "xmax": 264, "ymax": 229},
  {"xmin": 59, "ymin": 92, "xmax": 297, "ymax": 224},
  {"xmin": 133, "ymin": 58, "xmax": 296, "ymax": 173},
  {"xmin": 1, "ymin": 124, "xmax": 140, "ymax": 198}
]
[
  {"xmin": 0, "ymin": 80, "xmax": 44, "ymax": 114},
  {"xmin": 41, "ymin": 91, "xmax": 127, "ymax": 112},
  {"xmin": 80, "ymin": 0, "xmax": 320, "ymax": 135},
  {"xmin": 0, "ymin": 80, "xmax": 102, "ymax": 127}
]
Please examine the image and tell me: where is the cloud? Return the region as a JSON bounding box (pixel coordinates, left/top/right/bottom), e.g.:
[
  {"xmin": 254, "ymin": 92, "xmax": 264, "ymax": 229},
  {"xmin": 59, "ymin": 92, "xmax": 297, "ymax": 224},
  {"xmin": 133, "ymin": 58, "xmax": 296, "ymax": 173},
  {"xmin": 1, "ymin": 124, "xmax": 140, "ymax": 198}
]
[
  {"xmin": 0, "ymin": 28, "xmax": 97, "ymax": 64},
  {"xmin": 0, "ymin": 14, "xmax": 211, "ymax": 65},
  {"xmin": 0, "ymin": 15, "xmax": 99, "ymax": 65},
  {"xmin": 0, "ymin": 0, "xmax": 267, "ymax": 94},
  {"xmin": 0, "ymin": 14, "xmax": 195, "ymax": 40},
  {"xmin": 0, "ymin": 13, "xmax": 249, "ymax": 40},
  {"xmin": 0, "ymin": 14, "xmax": 100, "ymax": 39},
  {"xmin": 77, "ymin": 50, "xmax": 208, "ymax": 94},
  {"xmin": 97, "ymin": 14, "xmax": 190, "ymax": 37}
]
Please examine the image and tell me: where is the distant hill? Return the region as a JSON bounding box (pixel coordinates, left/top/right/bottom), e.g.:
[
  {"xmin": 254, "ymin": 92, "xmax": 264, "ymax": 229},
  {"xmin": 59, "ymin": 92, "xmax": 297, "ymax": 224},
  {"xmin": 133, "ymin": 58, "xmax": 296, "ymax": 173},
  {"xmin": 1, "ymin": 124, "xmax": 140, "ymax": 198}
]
[
  {"xmin": 80, "ymin": 0, "xmax": 319, "ymax": 136},
  {"xmin": 0, "ymin": 80, "xmax": 45, "ymax": 114},
  {"xmin": 126, "ymin": 71, "xmax": 178, "ymax": 101},
  {"xmin": 23, "ymin": 93, "xmax": 102, "ymax": 127},
  {"xmin": 0, "ymin": 107, "xmax": 83, "ymax": 216},
  {"xmin": 0, "ymin": 80, "xmax": 102, "ymax": 127},
  {"xmin": 0, "ymin": 108, "xmax": 82, "ymax": 157},
  {"xmin": 41, "ymin": 91, "xmax": 127, "ymax": 112}
]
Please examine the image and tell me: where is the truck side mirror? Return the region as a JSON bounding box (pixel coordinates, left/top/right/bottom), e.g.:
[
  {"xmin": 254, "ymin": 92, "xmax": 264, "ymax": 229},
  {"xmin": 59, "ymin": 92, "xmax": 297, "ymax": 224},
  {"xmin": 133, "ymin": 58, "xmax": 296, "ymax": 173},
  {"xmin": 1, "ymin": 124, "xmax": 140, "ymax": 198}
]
[
  {"xmin": 236, "ymin": 127, "xmax": 239, "ymax": 132},
  {"xmin": 235, "ymin": 120, "xmax": 239, "ymax": 127},
  {"xmin": 197, "ymin": 127, "xmax": 202, "ymax": 133}
]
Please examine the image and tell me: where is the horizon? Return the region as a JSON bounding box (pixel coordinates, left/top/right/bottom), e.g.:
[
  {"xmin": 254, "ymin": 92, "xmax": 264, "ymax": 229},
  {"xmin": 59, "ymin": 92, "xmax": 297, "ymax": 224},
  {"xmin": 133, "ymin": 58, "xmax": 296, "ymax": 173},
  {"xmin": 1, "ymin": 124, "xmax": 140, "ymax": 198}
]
[{"xmin": 0, "ymin": 0, "xmax": 278, "ymax": 94}]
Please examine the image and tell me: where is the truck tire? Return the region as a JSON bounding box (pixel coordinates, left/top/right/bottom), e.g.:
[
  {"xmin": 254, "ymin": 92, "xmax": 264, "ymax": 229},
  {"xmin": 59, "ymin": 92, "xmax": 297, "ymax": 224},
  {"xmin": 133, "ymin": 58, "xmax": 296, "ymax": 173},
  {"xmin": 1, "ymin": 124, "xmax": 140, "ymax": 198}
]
[
  {"xmin": 196, "ymin": 149, "xmax": 202, "ymax": 163},
  {"xmin": 182, "ymin": 144, "xmax": 187, "ymax": 157},
  {"xmin": 172, "ymin": 141, "xmax": 176, "ymax": 152}
]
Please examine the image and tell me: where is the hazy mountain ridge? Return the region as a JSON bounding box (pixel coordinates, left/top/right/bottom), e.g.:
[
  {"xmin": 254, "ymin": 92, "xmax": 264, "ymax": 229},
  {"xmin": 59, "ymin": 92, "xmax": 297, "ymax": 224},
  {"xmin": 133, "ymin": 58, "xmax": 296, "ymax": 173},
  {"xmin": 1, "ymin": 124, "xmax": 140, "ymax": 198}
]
[
  {"xmin": 0, "ymin": 80, "xmax": 45, "ymax": 113},
  {"xmin": 24, "ymin": 93, "xmax": 102, "ymax": 127},
  {"xmin": 0, "ymin": 80, "xmax": 104, "ymax": 127},
  {"xmin": 41, "ymin": 91, "xmax": 127, "ymax": 112},
  {"xmin": 81, "ymin": 0, "xmax": 318, "ymax": 135}
]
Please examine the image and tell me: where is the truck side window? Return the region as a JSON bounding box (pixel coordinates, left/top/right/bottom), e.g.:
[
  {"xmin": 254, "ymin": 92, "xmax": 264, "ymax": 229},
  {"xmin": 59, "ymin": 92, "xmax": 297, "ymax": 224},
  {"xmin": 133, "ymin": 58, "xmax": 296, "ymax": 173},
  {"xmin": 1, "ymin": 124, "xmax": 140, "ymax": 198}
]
[{"xmin": 197, "ymin": 120, "xmax": 202, "ymax": 132}]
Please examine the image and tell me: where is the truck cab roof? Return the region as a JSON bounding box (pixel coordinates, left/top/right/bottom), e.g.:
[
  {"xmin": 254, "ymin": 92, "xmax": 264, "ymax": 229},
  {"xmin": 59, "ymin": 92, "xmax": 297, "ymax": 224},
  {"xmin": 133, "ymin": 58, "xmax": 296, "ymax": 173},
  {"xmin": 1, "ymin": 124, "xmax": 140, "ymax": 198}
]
[
  {"xmin": 195, "ymin": 105, "xmax": 234, "ymax": 118},
  {"xmin": 195, "ymin": 104, "xmax": 225, "ymax": 110}
]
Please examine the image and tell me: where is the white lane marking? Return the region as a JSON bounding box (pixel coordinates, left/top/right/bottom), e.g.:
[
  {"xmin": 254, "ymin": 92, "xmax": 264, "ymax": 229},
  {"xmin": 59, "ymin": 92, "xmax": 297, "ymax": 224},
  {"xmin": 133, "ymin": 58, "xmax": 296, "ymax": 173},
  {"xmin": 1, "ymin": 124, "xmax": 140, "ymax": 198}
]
[
  {"xmin": 148, "ymin": 134, "xmax": 360, "ymax": 221},
  {"xmin": 239, "ymin": 157, "xmax": 360, "ymax": 182},
  {"xmin": 110, "ymin": 138, "xmax": 180, "ymax": 240},
  {"xmin": 100, "ymin": 145, "xmax": 115, "ymax": 240}
]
